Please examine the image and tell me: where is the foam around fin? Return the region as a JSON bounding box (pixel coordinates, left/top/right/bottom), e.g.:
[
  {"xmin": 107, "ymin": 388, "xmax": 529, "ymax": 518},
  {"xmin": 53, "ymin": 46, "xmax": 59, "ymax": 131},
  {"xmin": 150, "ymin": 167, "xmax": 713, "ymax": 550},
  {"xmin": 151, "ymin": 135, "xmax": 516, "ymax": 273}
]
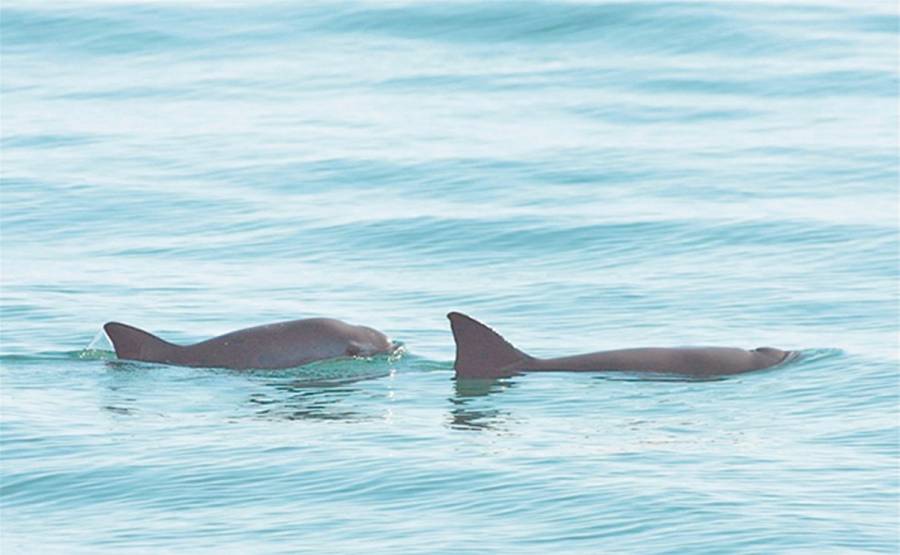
[
  {"xmin": 103, "ymin": 322, "xmax": 179, "ymax": 364},
  {"xmin": 447, "ymin": 312, "xmax": 531, "ymax": 378}
]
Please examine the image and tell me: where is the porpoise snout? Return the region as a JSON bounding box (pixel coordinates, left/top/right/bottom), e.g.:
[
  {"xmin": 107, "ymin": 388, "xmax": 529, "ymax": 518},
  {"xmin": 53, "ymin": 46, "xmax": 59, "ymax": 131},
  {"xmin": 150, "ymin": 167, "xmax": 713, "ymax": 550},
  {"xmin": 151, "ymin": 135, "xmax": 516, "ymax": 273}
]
[
  {"xmin": 359, "ymin": 326, "xmax": 394, "ymax": 354},
  {"xmin": 754, "ymin": 346, "xmax": 792, "ymax": 365}
]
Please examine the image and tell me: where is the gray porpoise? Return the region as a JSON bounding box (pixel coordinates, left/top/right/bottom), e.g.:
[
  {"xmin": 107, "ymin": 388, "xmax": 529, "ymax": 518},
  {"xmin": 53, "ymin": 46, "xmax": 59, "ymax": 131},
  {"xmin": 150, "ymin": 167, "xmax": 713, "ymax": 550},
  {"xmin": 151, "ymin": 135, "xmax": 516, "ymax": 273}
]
[
  {"xmin": 104, "ymin": 318, "xmax": 394, "ymax": 370},
  {"xmin": 448, "ymin": 312, "xmax": 794, "ymax": 379}
]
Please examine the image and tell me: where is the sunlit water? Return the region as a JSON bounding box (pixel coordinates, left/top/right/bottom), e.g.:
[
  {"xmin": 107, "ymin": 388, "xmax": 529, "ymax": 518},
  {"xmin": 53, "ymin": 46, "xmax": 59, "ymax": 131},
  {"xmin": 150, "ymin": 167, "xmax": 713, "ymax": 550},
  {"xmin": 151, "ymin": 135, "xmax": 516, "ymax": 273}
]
[{"xmin": 1, "ymin": 1, "xmax": 898, "ymax": 553}]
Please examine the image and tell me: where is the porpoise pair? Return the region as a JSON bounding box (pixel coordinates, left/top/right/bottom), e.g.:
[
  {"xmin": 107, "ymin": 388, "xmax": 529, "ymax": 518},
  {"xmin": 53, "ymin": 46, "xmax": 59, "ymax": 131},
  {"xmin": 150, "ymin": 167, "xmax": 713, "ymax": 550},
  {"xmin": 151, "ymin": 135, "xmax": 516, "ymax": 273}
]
[{"xmin": 104, "ymin": 313, "xmax": 794, "ymax": 378}]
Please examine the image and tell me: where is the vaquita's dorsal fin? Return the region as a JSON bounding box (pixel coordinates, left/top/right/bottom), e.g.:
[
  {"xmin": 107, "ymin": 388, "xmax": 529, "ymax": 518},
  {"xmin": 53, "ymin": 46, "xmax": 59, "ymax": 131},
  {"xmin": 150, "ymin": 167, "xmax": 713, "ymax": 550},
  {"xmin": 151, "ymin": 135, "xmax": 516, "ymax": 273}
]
[
  {"xmin": 447, "ymin": 312, "xmax": 532, "ymax": 378},
  {"xmin": 103, "ymin": 322, "xmax": 178, "ymax": 363}
]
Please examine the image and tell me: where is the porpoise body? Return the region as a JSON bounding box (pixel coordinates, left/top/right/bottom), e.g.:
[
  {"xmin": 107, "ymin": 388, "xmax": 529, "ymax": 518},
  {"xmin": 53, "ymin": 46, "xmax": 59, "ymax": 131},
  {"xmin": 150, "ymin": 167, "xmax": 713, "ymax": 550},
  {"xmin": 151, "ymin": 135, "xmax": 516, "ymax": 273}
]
[
  {"xmin": 104, "ymin": 318, "xmax": 393, "ymax": 370},
  {"xmin": 448, "ymin": 312, "xmax": 793, "ymax": 379}
]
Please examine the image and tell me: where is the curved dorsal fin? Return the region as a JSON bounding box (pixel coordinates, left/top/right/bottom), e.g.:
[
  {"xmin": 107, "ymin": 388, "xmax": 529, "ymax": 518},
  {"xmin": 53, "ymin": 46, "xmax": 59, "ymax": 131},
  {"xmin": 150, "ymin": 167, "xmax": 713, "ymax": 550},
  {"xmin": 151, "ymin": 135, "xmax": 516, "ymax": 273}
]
[
  {"xmin": 447, "ymin": 312, "xmax": 531, "ymax": 378},
  {"xmin": 103, "ymin": 322, "xmax": 179, "ymax": 363}
]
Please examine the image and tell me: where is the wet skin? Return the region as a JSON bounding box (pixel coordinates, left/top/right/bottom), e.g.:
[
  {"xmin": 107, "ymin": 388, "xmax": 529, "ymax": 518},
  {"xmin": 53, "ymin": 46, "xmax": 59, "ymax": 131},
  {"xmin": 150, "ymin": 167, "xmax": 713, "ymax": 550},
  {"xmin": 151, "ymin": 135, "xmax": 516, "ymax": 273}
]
[
  {"xmin": 448, "ymin": 312, "xmax": 793, "ymax": 379},
  {"xmin": 104, "ymin": 318, "xmax": 394, "ymax": 370}
]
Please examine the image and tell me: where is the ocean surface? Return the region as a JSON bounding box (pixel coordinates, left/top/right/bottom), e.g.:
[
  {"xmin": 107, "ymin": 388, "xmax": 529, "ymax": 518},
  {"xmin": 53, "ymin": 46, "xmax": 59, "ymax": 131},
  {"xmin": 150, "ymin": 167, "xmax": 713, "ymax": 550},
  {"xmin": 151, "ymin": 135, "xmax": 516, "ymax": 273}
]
[{"xmin": 1, "ymin": 1, "xmax": 898, "ymax": 553}]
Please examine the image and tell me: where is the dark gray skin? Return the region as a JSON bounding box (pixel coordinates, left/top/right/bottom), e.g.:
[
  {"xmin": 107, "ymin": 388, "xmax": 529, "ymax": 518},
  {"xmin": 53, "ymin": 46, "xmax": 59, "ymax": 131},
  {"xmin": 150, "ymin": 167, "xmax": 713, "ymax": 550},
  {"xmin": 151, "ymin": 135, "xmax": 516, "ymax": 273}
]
[
  {"xmin": 104, "ymin": 318, "xmax": 394, "ymax": 370},
  {"xmin": 448, "ymin": 312, "xmax": 794, "ymax": 379}
]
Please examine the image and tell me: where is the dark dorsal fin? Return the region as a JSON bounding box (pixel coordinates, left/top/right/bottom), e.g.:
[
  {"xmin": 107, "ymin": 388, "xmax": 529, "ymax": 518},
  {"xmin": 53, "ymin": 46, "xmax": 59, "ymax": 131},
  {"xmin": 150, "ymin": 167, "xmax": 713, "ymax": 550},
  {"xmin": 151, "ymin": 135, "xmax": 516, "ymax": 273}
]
[
  {"xmin": 447, "ymin": 312, "xmax": 532, "ymax": 378},
  {"xmin": 103, "ymin": 322, "xmax": 179, "ymax": 364}
]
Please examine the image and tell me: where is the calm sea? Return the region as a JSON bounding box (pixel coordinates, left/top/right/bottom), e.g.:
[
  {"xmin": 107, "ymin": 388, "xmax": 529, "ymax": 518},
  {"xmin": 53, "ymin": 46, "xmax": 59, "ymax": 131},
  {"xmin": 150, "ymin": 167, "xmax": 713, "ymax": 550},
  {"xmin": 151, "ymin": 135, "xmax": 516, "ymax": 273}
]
[{"xmin": 1, "ymin": 1, "xmax": 898, "ymax": 553}]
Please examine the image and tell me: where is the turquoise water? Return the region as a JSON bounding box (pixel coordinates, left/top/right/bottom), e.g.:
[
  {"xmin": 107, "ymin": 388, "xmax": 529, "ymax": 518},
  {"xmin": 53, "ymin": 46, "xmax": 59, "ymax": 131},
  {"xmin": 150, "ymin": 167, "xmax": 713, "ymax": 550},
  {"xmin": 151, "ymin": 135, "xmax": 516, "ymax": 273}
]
[{"xmin": 2, "ymin": 0, "xmax": 898, "ymax": 552}]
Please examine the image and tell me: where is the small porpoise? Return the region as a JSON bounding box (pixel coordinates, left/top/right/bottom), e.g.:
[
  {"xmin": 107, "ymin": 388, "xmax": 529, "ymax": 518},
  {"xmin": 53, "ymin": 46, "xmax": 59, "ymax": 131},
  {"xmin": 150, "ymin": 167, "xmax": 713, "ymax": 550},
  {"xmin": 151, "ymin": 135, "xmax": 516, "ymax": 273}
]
[
  {"xmin": 103, "ymin": 318, "xmax": 394, "ymax": 370},
  {"xmin": 448, "ymin": 312, "xmax": 794, "ymax": 379}
]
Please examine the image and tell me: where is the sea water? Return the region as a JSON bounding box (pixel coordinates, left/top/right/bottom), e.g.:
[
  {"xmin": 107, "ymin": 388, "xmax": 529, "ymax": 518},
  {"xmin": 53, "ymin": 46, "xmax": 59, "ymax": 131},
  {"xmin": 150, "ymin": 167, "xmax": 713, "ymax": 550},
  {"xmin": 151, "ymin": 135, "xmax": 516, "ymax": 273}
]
[{"xmin": 1, "ymin": 1, "xmax": 898, "ymax": 553}]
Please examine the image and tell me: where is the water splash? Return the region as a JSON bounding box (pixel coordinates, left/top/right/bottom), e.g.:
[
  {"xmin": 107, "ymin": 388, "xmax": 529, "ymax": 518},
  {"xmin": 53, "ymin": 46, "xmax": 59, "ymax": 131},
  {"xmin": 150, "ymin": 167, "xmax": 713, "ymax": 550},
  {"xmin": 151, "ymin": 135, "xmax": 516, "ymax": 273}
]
[{"xmin": 77, "ymin": 326, "xmax": 115, "ymax": 360}]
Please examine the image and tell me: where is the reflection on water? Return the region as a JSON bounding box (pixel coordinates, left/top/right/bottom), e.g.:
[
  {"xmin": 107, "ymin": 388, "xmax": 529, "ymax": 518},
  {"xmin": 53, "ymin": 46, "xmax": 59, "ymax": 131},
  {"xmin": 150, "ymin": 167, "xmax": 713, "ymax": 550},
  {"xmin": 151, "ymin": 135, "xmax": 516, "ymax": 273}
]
[
  {"xmin": 447, "ymin": 377, "xmax": 516, "ymax": 431},
  {"xmin": 250, "ymin": 385, "xmax": 365, "ymax": 422},
  {"xmin": 592, "ymin": 372, "xmax": 727, "ymax": 383},
  {"xmin": 96, "ymin": 354, "xmax": 399, "ymax": 422},
  {"xmin": 250, "ymin": 379, "xmax": 382, "ymax": 422},
  {"xmin": 247, "ymin": 355, "xmax": 397, "ymax": 422}
]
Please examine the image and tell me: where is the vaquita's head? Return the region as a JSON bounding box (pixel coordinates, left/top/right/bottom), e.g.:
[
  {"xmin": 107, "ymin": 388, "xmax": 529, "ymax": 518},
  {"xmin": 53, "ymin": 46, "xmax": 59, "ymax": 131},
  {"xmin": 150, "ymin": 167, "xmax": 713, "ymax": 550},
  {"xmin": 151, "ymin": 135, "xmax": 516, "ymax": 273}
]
[
  {"xmin": 752, "ymin": 346, "xmax": 792, "ymax": 366},
  {"xmin": 359, "ymin": 325, "xmax": 394, "ymax": 354}
]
